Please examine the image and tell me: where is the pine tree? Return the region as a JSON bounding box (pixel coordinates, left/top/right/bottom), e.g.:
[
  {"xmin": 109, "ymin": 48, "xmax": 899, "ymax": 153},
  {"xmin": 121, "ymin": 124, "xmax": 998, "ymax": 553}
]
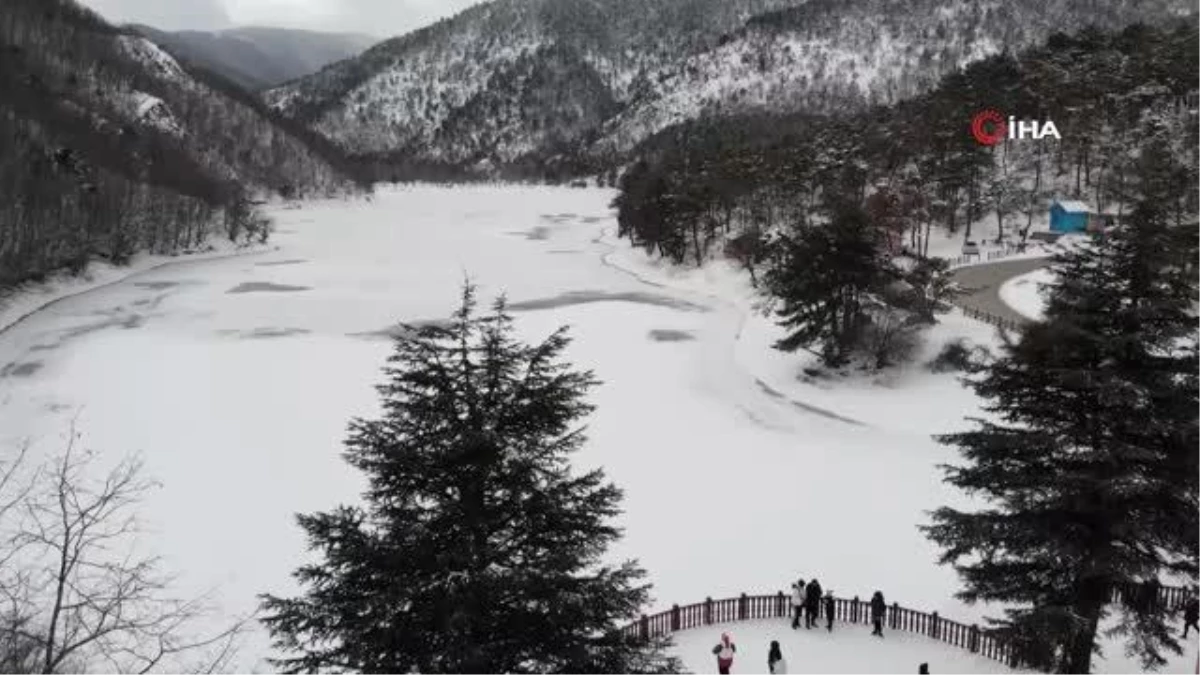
[
  {"xmin": 260, "ymin": 285, "xmax": 679, "ymax": 674},
  {"xmin": 925, "ymin": 143, "xmax": 1198, "ymax": 673},
  {"xmin": 766, "ymin": 204, "xmax": 892, "ymax": 367}
]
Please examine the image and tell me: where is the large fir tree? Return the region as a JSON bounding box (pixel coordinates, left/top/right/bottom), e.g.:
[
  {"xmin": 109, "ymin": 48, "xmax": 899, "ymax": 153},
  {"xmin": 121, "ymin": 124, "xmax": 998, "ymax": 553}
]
[
  {"xmin": 261, "ymin": 285, "xmax": 679, "ymax": 674},
  {"xmin": 766, "ymin": 204, "xmax": 892, "ymax": 367},
  {"xmin": 925, "ymin": 141, "xmax": 1199, "ymax": 673}
]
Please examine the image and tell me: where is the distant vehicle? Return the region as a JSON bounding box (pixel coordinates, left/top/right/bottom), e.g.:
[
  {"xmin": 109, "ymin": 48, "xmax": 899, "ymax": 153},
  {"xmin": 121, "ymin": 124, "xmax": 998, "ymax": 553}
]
[
  {"xmin": 961, "ymin": 241, "xmax": 980, "ymax": 256},
  {"xmin": 569, "ymin": 180, "xmax": 589, "ymax": 189}
]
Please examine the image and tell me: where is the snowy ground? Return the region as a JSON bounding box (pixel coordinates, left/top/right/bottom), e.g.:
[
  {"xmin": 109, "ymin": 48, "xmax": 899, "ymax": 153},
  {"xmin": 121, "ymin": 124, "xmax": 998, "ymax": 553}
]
[
  {"xmin": 998, "ymin": 268, "xmax": 1056, "ymax": 321},
  {"xmin": 672, "ymin": 619, "xmax": 1021, "ymax": 674},
  {"xmin": 0, "ymin": 185, "xmax": 1193, "ymax": 673}
]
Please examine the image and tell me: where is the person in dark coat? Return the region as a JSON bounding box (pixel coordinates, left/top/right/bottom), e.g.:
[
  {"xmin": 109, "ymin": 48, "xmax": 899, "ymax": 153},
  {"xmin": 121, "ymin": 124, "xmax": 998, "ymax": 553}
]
[
  {"xmin": 804, "ymin": 578, "xmax": 823, "ymax": 629},
  {"xmin": 824, "ymin": 590, "xmax": 835, "ymax": 632},
  {"xmin": 790, "ymin": 580, "xmax": 806, "ymax": 630},
  {"xmin": 768, "ymin": 640, "xmax": 787, "ymax": 674},
  {"xmin": 870, "ymin": 591, "xmax": 886, "ymax": 636},
  {"xmin": 918, "ymin": 663, "xmax": 929, "ymax": 674},
  {"xmin": 1184, "ymin": 596, "xmax": 1199, "ymax": 638}
]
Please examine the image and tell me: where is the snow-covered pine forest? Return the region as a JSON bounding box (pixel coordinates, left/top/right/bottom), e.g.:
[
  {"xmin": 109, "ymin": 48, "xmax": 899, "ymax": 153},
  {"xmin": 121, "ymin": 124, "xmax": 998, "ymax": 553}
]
[
  {"xmin": 0, "ymin": 0, "xmax": 1197, "ymax": 673},
  {"xmin": 0, "ymin": 0, "xmax": 370, "ymax": 288}
]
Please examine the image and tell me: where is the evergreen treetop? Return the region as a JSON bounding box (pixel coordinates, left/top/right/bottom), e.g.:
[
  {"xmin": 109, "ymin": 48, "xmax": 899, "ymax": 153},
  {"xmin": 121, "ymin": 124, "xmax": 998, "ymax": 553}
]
[{"xmin": 261, "ymin": 284, "xmax": 679, "ymax": 674}]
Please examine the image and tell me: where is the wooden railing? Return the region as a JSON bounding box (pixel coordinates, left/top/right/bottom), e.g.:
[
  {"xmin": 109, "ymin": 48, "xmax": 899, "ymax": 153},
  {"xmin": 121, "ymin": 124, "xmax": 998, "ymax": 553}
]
[
  {"xmin": 946, "ymin": 248, "xmax": 1028, "ymax": 270},
  {"xmin": 625, "ymin": 583, "xmax": 1193, "ymax": 670},
  {"xmin": 953, "ymin": 302, "xmax": 1024, "ymax": 331}
]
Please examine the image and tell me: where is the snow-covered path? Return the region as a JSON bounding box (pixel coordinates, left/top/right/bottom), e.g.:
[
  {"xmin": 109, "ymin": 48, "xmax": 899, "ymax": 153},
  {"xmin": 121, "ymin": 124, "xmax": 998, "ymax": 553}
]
[
  {"xmin": 949, "ymin": 257, "xmax": 1051, "ymax": 327},
  {"xmin": 0, "ymin": 186, "xmax": 1192, "ymax": 673}
]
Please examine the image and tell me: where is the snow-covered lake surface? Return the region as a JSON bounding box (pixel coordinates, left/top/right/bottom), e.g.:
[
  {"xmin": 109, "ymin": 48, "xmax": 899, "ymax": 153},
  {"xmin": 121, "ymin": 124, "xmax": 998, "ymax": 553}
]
[{"xmin": 0, "ymin": 185, "xmax": 1193, "ymax": 672}]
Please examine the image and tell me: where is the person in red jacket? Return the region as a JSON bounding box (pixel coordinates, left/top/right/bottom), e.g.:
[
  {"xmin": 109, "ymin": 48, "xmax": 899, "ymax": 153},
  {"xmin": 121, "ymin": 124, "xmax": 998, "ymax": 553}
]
[{"xmin": 711, "ymin": 632, "xmax": 736, "ymax": 674}]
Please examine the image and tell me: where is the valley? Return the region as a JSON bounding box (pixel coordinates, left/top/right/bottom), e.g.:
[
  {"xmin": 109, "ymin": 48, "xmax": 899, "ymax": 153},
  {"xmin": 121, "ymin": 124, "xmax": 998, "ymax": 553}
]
[{"xmin": 0, "ymin": 186, "xmax": 1193, "ymax": 672}]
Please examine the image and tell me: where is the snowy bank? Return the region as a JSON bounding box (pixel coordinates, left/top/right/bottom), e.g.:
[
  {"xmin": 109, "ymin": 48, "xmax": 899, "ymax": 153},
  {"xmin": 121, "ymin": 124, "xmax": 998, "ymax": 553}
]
[
  {"xmin": 0, "ymin": 241, "xmax": 272, "ymax": 337},
  {"xmin": 998, "ymin": 268, "xmax": 1056, "ymax": 322}
]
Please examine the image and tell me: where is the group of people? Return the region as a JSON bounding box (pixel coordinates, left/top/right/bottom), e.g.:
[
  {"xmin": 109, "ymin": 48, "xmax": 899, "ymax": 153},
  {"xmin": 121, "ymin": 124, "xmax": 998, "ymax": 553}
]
[
  {"xmin": 788, "ymin": 579, "xmax": 888, "ymax": 637},
  {"xmin": 705, "ymin": 580, "xmax": 1200, "ymax": 674},
  {"xmin": 708, "ymin": 580, "xmax": 893, "ymax": 674},
  {"xmin": 711, "ymin": 633, "xmax": 928, "ymax": 675},
  {"xmin": 788, "ymin": 578, "xmax": 833, "ymax": 631}
]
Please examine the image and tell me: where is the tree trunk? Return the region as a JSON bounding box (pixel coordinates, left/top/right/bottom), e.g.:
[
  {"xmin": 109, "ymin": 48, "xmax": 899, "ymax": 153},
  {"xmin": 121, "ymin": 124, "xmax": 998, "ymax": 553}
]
[
  {"xmin": 1059, "ymin": 578, "xmax": 1108, "ymax": 674},
  {"xmin": 1023, "ymin": 146, "xmax": 1043, "ymax": 243}
]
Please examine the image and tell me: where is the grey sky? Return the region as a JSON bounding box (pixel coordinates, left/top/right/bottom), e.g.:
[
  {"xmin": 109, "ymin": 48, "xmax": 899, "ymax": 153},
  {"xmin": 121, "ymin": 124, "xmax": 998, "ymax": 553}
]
[{"xmin": 80, "ymin": 0, "xmax": 483, "ymax": 37}]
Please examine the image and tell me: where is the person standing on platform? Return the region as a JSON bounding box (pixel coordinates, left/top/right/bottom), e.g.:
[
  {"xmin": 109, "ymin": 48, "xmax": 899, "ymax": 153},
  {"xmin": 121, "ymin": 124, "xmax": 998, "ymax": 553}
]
[
  {"xmin": 712, "ymin": 632, "xmax": 736, "ymax": 674},
  {"xmin": 870, "ymin": 591, "xmax": 887, "ymax": 637},
  {"xmin": 768, "ymin": 640, "xmax": 787, "ymax": 674},
  {"xmin": 790, "ymin": 581, "xmax": 805, "ymax": 630},
  {"xmin": 804, "ymin": 578, "xmax": 823, "ymax": 629}
]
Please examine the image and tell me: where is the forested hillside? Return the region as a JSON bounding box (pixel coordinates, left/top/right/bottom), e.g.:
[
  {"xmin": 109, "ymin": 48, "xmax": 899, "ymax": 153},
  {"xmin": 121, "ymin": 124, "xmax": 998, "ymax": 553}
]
[
  {"xmin": 614, "ymin": 21, "xmax": 1197, "ymax": 367},
  {"xmin": 265, "ymin": 0, "xmax": 1192, "ymax": 179},
  {"xmin": 616, "ymin": 21, "xmax": 1199, "ymax": 266},
  {"xmin": 0, "ymin": 0, "xmax": 369, "ymax": 288}
]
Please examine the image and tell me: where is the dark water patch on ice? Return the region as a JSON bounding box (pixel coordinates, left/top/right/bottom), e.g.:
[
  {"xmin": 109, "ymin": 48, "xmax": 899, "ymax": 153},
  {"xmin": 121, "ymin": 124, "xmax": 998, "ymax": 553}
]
[
  {"xmin": 255, "ymin": 259, "xmax": 309, "ymax": 267},
  {"xmin": 348, "ymin": 319, "xmax": 454, "ymax": 340},
  {"xmin": 226, "ymin": 282, "xmax": 311, "ymax": 294},
  {"xmin": 507, "ymin": 291, "xmax": 709, "ymax": 313},
  {"xmin": 540, "ymin": 213, "xmax": 578, "ymax": 223},
  {"xmin": 581, "ymin": 216, "xmax": 606, "ymax": 224},
  {"xmin": 753, "ymin": 378, "xmax": 866, "ymax": 427},
  {"xmin": 547, "ymin": 249, "xmax": 583, "ymax": 255},
  {"xmin": 28, "ymin": 313, "xmax": 148, "ymax": 351},
  {"xmin": 133, "ymin": 281, "xmax": 180, "ymax": 290},
  {"xmin": 132, "ymin": 293, "xmax": 171, "ymax": 311},
  {"xmin": 219, "ymin": 327, "xmax": 312, "ymax": 339},
  {"xmin": 648, "ymin": 329, "xmax": 696, "ymax": 342},
  {"xmin": 1, "ymin": 361, "xmax": 44, "ymax": 378},
  {"xmin": 507, "ymin": 226, "xmax": 552, "ymax": 241}
]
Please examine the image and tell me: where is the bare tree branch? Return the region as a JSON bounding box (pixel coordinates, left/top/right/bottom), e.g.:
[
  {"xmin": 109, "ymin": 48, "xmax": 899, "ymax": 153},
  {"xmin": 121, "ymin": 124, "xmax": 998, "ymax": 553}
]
[{"xmin": 0, "ymin": 426, "xmax": 246, "ymax": 673}]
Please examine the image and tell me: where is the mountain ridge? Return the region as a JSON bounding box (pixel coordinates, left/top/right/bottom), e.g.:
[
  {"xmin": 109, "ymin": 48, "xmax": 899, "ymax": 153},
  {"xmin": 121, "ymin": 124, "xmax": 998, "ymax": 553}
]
[
  {"xmin": 128, "ymin": 25, "xmax": 377, "ymax": 91},
  {"xmin": 0, "ymin": 0, "xmax": 366, "ymax": 286},
  {"xmin": 266, "ymin": 0, "xmax": 1195, "ymax": 178}
]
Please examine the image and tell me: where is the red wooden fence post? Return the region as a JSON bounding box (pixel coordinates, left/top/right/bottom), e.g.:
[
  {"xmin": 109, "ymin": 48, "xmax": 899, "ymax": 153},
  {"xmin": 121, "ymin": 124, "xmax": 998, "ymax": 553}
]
[
  {"xmin": 969, "ymin": 624, "xmax": 979, "ymax": 653},
  {"xmin": 639, "ymin": 614, "xmax": 649, "ymax": 640},
  {"xmin": 738, "ymin": 593, "xmax": 748, "ymax": 620},
  {"xmin": 852, "ymin": 596, "xmax": 860, "ymax": 623},
  {"xmin": 704, "ymin": 597, "xmax": 713, "ymax": 625},
  {"xmin": 890, "ymin": 602, "xmax": 899, "ymax": 629},
  {"xmin": 930, "ymin": 611, "xmax": 940, "ymax": 639},
  {"xmin": 671, "ymin": 604, "xmax": 680, "ymax": 632}
]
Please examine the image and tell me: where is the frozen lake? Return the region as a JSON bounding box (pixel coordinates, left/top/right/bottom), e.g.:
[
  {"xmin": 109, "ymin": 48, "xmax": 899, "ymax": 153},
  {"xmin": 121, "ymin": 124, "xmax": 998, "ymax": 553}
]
[{"xmin": 0, "ymin": 185, "xmax": 1192, "ymax": 672}]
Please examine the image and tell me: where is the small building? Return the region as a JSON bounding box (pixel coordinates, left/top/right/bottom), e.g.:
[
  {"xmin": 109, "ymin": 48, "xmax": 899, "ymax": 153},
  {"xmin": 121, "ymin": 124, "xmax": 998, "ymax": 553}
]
[
  {"xmin": 1049, "ymin": 200, "xmax": 1091, "ymax": 233},
  {"xmin": 1050, "ymin": 199, "xmax": 1116, "ymax": 234}
]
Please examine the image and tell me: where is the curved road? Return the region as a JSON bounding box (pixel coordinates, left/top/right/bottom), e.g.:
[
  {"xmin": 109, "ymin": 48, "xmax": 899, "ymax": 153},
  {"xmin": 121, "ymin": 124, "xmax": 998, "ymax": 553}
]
[{"xmin": 949, "ymin": 257, "xmax": 1051, "ymax": 326}]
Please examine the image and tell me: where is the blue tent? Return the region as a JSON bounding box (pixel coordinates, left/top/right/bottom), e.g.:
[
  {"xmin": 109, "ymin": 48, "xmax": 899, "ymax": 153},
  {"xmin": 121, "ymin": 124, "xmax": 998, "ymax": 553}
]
[{"xmin": 1050, "ymin": 200, "xmax": 1090, "ymax": 233}]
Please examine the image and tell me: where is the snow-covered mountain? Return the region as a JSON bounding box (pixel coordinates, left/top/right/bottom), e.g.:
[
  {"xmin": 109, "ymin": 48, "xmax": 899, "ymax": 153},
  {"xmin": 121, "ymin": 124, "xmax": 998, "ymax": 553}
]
[
  {"xmin": 266, "ymin": 0, "xmax": 1192, "ymax": 174},
  {"xmin": 0, "ymin": 0, "xmax": 365, "ymax": 285},
  {"xmin": 130, "ymin": 25, "xmax": 377, "ymax": 91}
]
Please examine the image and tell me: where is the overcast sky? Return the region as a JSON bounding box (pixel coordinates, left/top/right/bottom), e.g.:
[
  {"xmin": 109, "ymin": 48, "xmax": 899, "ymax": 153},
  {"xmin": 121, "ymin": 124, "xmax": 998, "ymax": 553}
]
[{"xmin": 80, "ymin": 0, "xmax": 483, "ymax": 37}]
